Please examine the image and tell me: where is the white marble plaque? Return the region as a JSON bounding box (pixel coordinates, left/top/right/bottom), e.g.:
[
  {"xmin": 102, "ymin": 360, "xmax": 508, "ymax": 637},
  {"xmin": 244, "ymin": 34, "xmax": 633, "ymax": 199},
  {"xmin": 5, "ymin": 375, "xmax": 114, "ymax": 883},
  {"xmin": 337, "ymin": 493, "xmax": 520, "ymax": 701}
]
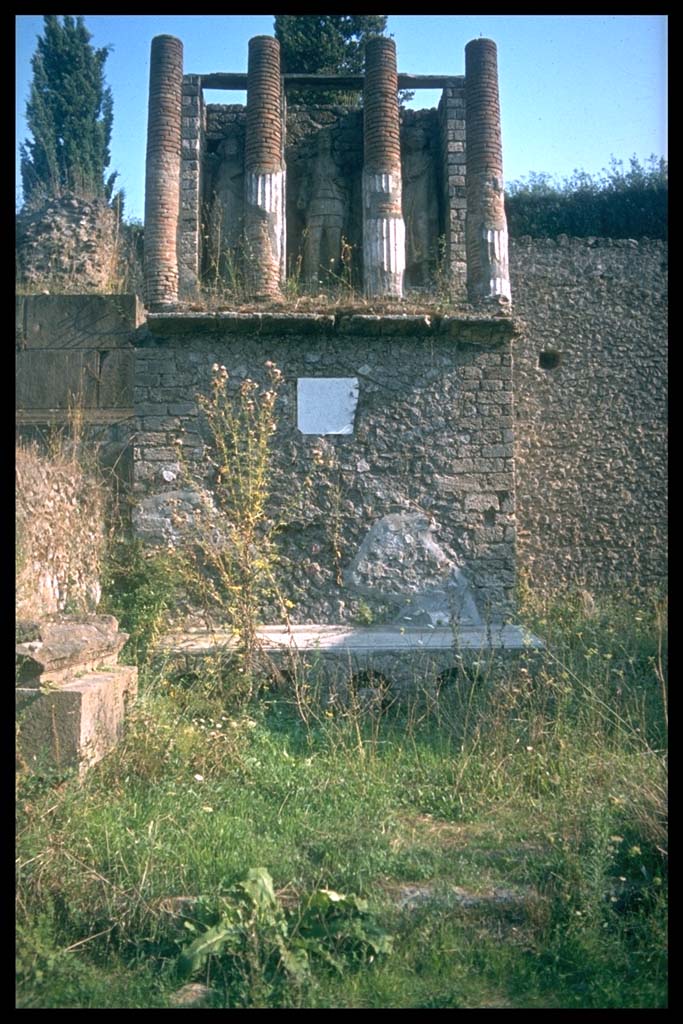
[{"xmin": 297, "ymin": 377, "xmax": 359, "ymax": 435}]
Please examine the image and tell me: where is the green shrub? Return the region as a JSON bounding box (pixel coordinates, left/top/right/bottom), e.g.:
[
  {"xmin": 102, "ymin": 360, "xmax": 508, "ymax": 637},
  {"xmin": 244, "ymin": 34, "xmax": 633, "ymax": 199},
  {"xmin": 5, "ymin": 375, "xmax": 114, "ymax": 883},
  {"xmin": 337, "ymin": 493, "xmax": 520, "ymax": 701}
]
[
  {"xmin": 506, "ymin": 155, "xmax": 667, "ymax": 239},
  {"xmin": 100, "ymin": 540, "xmax": 181, "ymax": 664}
]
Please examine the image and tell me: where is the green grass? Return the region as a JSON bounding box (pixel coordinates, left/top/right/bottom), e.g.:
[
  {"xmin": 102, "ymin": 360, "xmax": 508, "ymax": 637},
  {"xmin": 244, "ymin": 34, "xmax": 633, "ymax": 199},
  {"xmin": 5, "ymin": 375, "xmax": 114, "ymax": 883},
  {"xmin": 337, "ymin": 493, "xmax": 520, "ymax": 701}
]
[{"xmin": 16, "ymin": 590, "xmax": 667, "ymax": 1008}]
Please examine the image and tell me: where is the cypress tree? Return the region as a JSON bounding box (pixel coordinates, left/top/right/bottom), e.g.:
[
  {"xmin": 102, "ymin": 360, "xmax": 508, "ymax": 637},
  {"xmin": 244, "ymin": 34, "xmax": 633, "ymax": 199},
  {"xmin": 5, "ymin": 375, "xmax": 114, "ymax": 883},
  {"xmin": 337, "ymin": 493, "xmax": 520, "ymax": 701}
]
[{"xmin": 20, "ymin": 15, "xmax": 117, "ymax": 207}]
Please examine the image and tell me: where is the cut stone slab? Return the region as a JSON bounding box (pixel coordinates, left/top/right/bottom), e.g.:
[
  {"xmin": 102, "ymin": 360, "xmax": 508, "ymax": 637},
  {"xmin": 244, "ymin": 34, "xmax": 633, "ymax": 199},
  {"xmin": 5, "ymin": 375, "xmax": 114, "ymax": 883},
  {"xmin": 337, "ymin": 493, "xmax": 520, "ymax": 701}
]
[
  {"xmin": 159, "ymin": 623, "xmax": 545, "ymax": 694},
  {"xmin": 16, "ymin": 615, "xmax": 128, "ymax": 687},
  {"xmin": 169, "ymin": 984, "xmax": 219, "ymax": 1009},
  {"xmin": 16, "ymin": 665, "xmax": 138, "ymax": 776},
  {"xmin": 297, "ymin": 377, "xmax": 359, "ymax": 435},
  {"xmin": 392, "ymin": 882, "xmax": 533, "ymax": 913},
  {"xmin": 21, "ymin": 293, "xmax": 142, "ymax": 350}
]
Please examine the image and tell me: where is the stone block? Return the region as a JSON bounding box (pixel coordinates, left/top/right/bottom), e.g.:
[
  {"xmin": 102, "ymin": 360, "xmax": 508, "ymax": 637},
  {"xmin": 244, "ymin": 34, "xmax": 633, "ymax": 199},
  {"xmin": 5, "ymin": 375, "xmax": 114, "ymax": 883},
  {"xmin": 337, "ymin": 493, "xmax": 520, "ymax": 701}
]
[
  {"xmin": 16, "ymin": 665, "xmax": 138, "ymax": 775},
  {"xmin": 16, "ymin": 615, "xmax": 128, "ymax": 687},
  {"xmin": 23, "ymin": 294, "xmax": 142, "ymax": 350},
  {"xmin": 99, "ymin": 350, "xmax": 134, "ymax": 407},
  {"xmin": 16, "ymin": 350, "xmax": 99, "ymax": 409}
]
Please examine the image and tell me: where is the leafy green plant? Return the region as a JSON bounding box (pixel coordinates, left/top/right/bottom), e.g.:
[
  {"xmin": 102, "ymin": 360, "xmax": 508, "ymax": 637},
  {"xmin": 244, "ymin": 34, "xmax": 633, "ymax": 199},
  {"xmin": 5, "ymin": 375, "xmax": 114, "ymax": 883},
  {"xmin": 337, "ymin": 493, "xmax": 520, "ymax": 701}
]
[
  {"xmin": 100, "ymin": 540, "xmax": 181, "ymax": 664},
  {"xmin": 176, "ymin": 867, "xmax": 393, "ymax": 1005},
  {"xmin": 177, "ymin": 869, "xmax": 306, "ymax": 989},
  {"xmin": 295, "ymin": 886, "xmax": 394, "ymax": 972}
]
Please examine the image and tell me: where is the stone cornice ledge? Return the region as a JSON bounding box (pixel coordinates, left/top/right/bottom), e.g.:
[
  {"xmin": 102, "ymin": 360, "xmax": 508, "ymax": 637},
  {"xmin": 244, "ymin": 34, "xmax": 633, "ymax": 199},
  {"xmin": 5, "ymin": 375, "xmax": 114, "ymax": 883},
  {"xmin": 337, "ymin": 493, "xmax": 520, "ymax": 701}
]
[{"xmin": 143, "ymin": 310, "xmax": 520, "ymax": 342}]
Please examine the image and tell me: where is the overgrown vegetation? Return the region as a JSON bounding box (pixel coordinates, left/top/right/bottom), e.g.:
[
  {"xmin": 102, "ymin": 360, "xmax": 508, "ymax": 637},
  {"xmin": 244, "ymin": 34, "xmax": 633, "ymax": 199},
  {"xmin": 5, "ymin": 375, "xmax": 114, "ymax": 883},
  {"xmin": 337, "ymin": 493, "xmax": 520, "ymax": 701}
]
[
  {"xmin": 505, "ymin": 155, "xmax": 667, "ymax": 240},
  {"xmin": 16, "ymin": 581, "xmax": 667, "ymax": 1007},
  {"xmin": 100, "ymin": 541, "xmax": 182, "ymax": 666},
  {"xmin": 173, "ymin": 361, "xmax": 287, "ymax": 681}
]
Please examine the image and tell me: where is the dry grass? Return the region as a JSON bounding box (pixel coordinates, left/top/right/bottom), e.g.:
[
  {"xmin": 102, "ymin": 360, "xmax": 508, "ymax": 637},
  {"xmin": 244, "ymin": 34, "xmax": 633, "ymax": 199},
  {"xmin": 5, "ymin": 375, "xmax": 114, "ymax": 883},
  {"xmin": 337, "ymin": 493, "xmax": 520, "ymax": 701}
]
[{"xmin": 16, "ymin": 439, "xmax": 106, "ymax": 619}]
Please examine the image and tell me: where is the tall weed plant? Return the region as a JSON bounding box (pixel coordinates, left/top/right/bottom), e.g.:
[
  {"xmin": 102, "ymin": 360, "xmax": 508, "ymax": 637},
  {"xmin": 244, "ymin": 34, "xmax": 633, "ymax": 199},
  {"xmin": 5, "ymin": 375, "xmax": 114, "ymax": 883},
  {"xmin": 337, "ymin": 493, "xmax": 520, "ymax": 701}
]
[{"xmin": 175, "ymin": 361, "xmax": 286, "ymax": 691}]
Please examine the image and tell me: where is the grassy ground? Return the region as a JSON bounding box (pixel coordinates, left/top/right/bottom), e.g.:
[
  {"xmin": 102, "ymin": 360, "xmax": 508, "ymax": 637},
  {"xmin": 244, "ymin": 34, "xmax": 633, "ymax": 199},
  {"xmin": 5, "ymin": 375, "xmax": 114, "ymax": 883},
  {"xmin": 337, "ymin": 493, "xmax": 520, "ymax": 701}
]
[{"xmin": 16, "ymin": 589, "xmax": 667, "ymax": 1008}]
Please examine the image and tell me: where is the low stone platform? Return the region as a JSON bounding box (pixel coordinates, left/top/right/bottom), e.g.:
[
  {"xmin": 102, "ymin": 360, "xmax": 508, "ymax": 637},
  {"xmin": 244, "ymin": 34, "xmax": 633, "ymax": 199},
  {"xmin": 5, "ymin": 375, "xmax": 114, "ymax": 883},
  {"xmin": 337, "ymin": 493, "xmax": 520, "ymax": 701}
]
[
  {"xmin": 16, "ymin": 615, "xmax": 137, "ymax": 776},
  {"xmin": 159, "ymin": 623, "xmax": 545, "ymax": 695}
]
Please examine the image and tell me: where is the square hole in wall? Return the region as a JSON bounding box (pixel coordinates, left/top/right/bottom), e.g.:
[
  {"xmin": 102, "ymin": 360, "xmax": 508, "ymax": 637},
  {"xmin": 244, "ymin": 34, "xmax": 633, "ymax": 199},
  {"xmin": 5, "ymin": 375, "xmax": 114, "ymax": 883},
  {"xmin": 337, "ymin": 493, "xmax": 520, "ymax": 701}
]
[
  {"xmin": 297, "ymin": 378, "xmax": 359, "ymax": 435},
  {"xmin": 539, "ymin": 350, "xmax": 562, "ymax": 370}
]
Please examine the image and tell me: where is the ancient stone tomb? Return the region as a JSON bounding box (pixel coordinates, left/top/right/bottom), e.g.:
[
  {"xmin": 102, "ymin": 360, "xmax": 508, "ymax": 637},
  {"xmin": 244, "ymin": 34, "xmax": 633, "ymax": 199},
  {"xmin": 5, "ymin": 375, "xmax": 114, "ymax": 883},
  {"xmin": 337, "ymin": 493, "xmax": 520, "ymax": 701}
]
[{"xmin": 133, "ymin": 30, "xmax": 532, "ymax": 682}]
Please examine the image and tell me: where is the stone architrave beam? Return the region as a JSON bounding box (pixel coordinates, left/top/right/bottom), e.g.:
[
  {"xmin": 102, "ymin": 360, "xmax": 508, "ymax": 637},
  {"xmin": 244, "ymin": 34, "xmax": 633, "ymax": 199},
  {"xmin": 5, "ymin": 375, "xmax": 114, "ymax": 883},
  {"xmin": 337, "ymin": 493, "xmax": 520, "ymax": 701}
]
[
  {"xmin": 245, "ymin": 36, "xmax": 286, "ymax": 300},
  {"xmin": 465, "ymin": 38, "xmax": 511, "ymax": 304},
  {"xmin": 144, "ymin": 35, "xmax": 184, "ymax": 309},
  {"xmin": 362, "ymin": 37, "xmax": 405, "ymax": 299}
]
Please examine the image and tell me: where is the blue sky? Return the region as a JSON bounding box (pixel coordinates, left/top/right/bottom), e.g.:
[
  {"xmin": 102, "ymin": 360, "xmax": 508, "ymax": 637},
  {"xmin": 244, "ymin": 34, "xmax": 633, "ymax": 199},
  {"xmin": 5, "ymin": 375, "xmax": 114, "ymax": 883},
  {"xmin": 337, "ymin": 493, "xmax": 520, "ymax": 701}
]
[{"xmin": 16, "ymin": 14, "xmax": 667, "ymax": 221}]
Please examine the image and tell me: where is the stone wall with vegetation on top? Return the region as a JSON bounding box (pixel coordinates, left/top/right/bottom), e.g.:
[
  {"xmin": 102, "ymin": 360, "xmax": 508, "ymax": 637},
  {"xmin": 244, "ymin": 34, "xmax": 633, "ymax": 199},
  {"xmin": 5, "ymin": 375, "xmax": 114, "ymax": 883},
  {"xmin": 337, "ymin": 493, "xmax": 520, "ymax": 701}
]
[
  {"xmin": 132, "ymin": 312, "xmax": 518, "ymax": 625},
  {"xmin": 14, "ymin": 238, "xmax": 668, "ymax": 604},
  {"xmin": 16, "ymin": 193, "xmax": 121, "ymax": 293},
  {"xmin": 510, "ymin": 236, "xmax": 667, "ymax": 595}
]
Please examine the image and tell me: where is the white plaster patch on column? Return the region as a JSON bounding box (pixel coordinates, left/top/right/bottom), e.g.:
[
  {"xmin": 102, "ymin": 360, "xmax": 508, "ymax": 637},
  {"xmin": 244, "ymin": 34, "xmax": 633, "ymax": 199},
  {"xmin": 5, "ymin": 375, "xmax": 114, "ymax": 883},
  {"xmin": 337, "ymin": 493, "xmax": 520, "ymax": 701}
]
[
  {"xmin": 382, "ymin": 217, "xmax": 406, "ymax": 275},
  {"xmin": 297, "ymin": 378, "xmax": 359, "ymax": 435},
  {"xmin": 367, "ymin": 172, "xmax": 394, "ymax": 193},
  {"xmin": 280, "ymin": 170, "xmax": 287, "ymax": 285},
  {"xmin": 362, "ymin": 170, "xmax": 405, "ymax": 298},
  {"xmin": 483, "ymin": 227, "xmax": 511, "ymax": 301},
  {"xmin": 364, "ymin": 219, "xmax": 406, "ymax": 296},
  {"xmin": 247, "ymin": 170, "xmax": 284, "ymax": 212},
  {"xmin": 246, "ymin": 169, "xmax": 286, "ymax": 276}
]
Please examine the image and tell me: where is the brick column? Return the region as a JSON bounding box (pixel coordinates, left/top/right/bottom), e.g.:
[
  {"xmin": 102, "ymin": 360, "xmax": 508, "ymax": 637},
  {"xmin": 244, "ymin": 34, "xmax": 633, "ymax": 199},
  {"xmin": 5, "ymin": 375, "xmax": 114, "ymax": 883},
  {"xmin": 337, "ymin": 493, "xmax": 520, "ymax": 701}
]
[
  {"xmin": 465, "ymin": 38, "xmax": 511, "ymax": 303},
  {"xmin": 363, "ymin": 37, "xmax": 405, "ymax": 299},
  {"xmin": 144, "ymin": 35, "xmax": 183, "ymax": 308},
  {"xmin": 245, "ymin": 36, "xmax": 285, "ymax": 300}
]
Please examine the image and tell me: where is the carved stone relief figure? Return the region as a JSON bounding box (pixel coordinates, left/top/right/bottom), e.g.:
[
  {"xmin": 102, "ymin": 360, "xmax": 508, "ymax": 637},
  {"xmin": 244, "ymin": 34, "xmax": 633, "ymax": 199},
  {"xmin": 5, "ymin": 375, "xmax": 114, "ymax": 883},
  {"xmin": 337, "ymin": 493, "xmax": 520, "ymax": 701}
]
[
  {"xmin": 297, "ymin": 129, "xmax": 350, "ymax": 288},
  {"xmin": 206, "ymin": 136, "xmax": 245, "ymax": 276},
  {"xmin": 401, "ymin": 120, "xmax": 440, "ymax": 288}
]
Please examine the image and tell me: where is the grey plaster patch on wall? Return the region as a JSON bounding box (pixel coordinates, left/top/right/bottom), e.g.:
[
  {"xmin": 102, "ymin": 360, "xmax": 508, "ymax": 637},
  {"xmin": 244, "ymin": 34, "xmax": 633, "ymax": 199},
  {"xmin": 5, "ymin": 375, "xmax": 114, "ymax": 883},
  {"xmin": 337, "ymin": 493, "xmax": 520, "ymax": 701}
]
[
  {"xmin": 345, "ymin": 512, "xmax": 483, "ymax": 626},
  {"xmin": 297, "ymin": 377, "xmax": 359, "ymax": 435}
]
